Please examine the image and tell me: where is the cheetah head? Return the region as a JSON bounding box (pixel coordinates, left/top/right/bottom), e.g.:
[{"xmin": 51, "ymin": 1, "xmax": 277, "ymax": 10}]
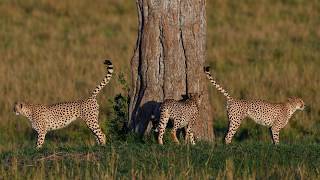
[
  {"xmin": 288, "ymin": 97, "xmax": 305, "ymax": 111},
  {"xmin": 187, "ymin": 93, "xmax": 202, "ymax": 105},
  {"xmin": 13, "ymin": 102, "xmax": 29, "ymax": 116}
]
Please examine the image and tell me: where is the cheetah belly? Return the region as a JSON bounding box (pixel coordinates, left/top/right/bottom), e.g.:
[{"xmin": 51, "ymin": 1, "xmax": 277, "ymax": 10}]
[
  {"xmin": 171, "ymin": 112, "xmax": 190, "ymax": 128},
  {"xmin": 247, "ymin": 110, "xmax": 273, "ymax": 127},
  {"xmin": 251, "ymin": 116, "xmax": 270, "ymax": 126},
  {"xmin": 176, "ymin": 119, "xmax": 189, "ymax": 128},
  {"xmin": 47, "ymin": 115, "xmax": 77, "ymax": 131}
]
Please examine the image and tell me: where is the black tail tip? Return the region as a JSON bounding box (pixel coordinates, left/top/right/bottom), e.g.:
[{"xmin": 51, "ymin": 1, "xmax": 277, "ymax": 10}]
[
  {"xmin": 204, "ymin": 66, "xmax": 210, "ymax": 72},
  {"xmin": 104, "ymin": 59, "xmax": 112, "ymax": 65}
]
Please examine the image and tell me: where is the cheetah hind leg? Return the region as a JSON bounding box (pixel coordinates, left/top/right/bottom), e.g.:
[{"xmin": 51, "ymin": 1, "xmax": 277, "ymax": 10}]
[
  {"xmin": 170, "ymin": 127, "xmax": 180, "ymax": 144},
  {"xmin": 84, "ymin": 116, "xmax": 106, "ymax": 145},
  {"xmin": 225, "ymin": 116, "xmax": 243, "ymax": 144},
  {"xmin": 185, "ymin": 125, "xmax": 195, "ymax": 145}
]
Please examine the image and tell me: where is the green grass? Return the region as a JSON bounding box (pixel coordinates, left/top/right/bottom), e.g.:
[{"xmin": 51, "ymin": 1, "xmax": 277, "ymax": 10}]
[
  {"xmin": 1, "ymin": 0, "xmax": 320, "ymax": 178},
  {"xmin": 1, "ymin": 141, "xmax": 320, "ymax": 179}
]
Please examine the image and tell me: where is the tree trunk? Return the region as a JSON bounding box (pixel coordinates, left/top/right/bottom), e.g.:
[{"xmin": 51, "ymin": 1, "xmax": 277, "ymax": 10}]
[{"xmin": 129, "ymin": 0, "xmax": 214, "ymax": 141}]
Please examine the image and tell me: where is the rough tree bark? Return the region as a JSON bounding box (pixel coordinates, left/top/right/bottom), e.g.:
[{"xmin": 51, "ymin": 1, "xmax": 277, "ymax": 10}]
[{"xmin": 129, "ymin": 0, "xmax": 214, "ymax": 141}]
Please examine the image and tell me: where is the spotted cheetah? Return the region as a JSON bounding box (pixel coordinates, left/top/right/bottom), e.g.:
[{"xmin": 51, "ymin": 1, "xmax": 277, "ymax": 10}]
[
  {"xmin": 157, "ymin": 93, "xmax": 200, "ymax": 145},
  {"xmin": 13, "ymin": 60, "xmax": 113, "ymax": 149},
  {"xmin": 204, "ymin": 67, "xmax": 305, "ymax": 145}
]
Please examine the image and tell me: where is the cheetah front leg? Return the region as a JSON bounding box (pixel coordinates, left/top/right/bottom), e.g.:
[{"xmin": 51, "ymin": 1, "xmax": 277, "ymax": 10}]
[
  {"xmin": 34, "ymin": 120, "xmax": 47, "ymax": 149},
  {"xmin": 170, "ymin": 127, "xmax": 180, "ymax": 144},
  {"xmin": 36, "ymin": 131, "xmax": 47, "ymax": 149},
  {"xmin": 158, "ymin": 109, "xmax": 170, "ymax": 145},
  {"xmin": 184, "ymin": 127, "xmax": 189, "ymax": 143},
  {"xmin": 271, "ymin": 127, "xmax": 280, "ymax": 145}
]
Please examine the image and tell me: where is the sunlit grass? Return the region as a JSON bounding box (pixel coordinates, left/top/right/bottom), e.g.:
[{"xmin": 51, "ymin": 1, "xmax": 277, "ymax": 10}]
[{"xmin": 1, "ymin": 142, "xmax": 319, "ymax": 179}]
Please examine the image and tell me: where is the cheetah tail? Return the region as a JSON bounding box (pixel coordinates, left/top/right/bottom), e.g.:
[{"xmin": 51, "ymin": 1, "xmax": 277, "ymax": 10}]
[
  {"xmin": 204, "ymin": 66, "xmax": 232, "ymax": 100},
  {"xmin": 90, "ymin": 60, "xmax": 114, "ymax": 99}
]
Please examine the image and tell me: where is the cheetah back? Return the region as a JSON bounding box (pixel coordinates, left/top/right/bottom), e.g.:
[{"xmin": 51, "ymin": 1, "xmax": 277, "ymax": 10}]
[{"xmin": 161, "ymin": 99, "xmax": 199, "ymax": 128}]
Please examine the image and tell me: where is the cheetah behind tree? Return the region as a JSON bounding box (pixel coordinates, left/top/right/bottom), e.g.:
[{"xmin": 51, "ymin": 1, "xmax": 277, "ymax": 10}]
[
  {"xmin": 157, "ymin": 93, "xmax": 201, "ymax": 145},
  {"xmin": 204, "ymin": 67, "xmax": 305, "ymax": 145},
  {"xmin": 14, "ymin": 60, "xmax": 113, "ymax": 149}
]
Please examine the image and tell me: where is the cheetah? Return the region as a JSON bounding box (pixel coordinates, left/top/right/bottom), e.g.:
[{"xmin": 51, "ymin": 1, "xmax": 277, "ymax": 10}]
[
  {"xmin": 157, "ymin": 93, "xmax": 201, "ymax": 145},
  {"xmin": 204, "ymin": 67, "xmax": 305, "ymax": 145},
  {"xmin": 13, "ymin": 60, "xmax": 113, "ymax": 149}
]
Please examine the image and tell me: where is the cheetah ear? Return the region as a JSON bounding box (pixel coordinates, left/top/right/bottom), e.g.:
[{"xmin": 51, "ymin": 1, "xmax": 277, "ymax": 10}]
[
  {"xmin": 287, "ymin": 97, "xmax": 295, "ymax": 101},
  {"xmin": 188, "ymin": 93, "xmax": 202, "ymax": 99}
]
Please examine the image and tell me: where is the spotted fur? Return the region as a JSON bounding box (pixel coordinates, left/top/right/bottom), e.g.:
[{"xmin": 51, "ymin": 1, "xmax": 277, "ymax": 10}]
[
  {"xmin": 204, "ymin": 67, "xmax": 305, "ymax": 144},
  {"xmin": 14, "ymin": 60, "xmax": 113, "ymax": 149},
  {"xmin": 157, "ymin": 93, "xmax": 200, "ymax": 145}
]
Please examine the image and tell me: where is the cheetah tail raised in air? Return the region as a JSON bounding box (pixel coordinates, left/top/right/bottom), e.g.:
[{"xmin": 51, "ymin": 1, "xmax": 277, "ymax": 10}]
[
  {"xmin": 204, "ymin": 66, "xmax": 232, "ymax": 100},
  {"xmin": 90, "ymin": 60, "xmax": 114, "ymax": 99}
]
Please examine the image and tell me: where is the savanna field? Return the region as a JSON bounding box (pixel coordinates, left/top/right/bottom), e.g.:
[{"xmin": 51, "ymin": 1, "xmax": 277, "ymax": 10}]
[{"xmin": 0, "ymin": 0, "xmax": 320, "ymax": 179}]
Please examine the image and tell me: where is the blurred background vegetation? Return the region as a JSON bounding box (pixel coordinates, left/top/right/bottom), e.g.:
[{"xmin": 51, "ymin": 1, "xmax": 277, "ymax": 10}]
[{"xmin": 0, "ymin": 0, "xmax": 319, "ymax": 178}]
